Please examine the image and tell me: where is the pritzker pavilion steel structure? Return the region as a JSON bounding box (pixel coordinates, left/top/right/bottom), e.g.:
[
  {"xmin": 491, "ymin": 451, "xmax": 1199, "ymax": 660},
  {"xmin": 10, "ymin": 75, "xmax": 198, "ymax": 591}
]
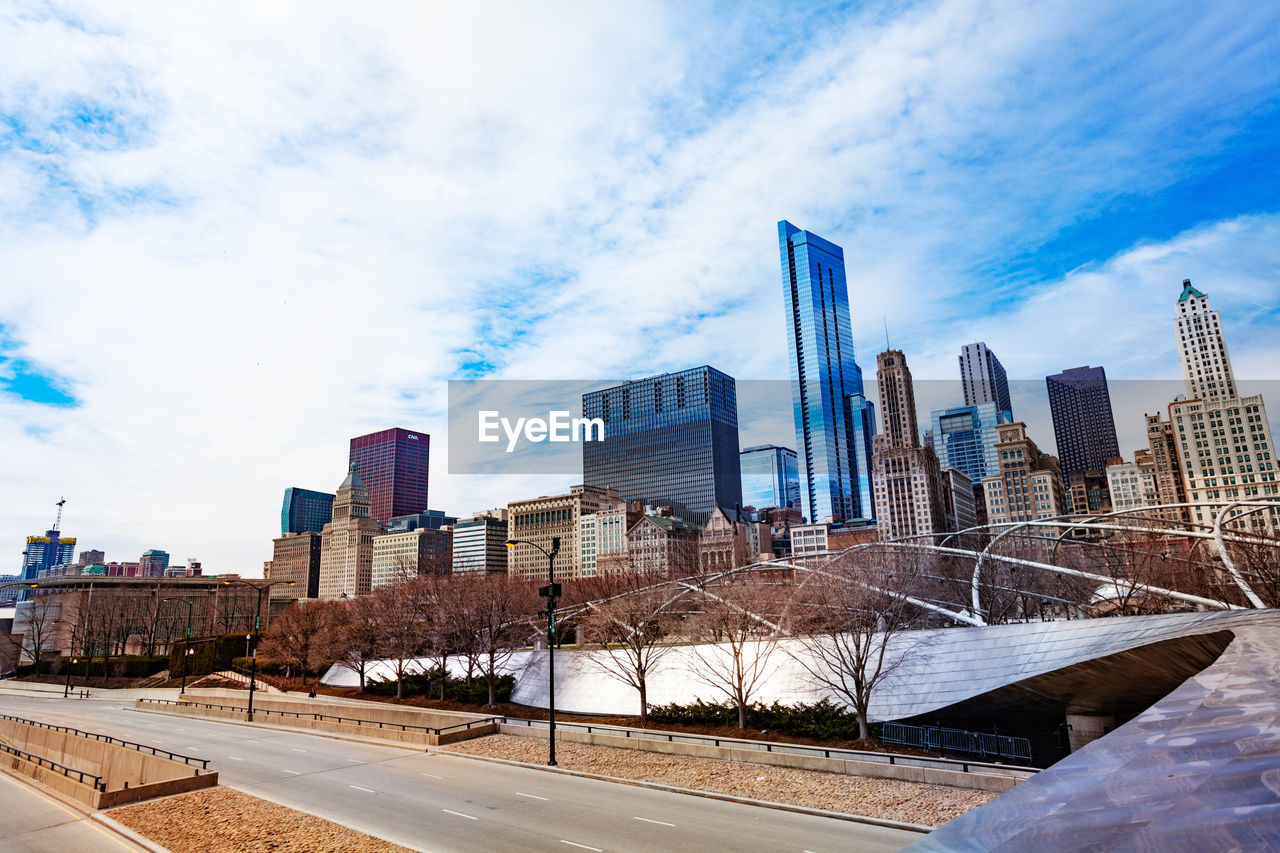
[{"xmin": 322, "ymin": 499, "xmax": 1280, "ymax": 846}]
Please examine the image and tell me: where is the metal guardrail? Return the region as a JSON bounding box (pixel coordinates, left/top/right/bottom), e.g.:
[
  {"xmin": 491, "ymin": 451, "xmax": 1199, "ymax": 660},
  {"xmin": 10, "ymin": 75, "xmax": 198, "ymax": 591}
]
[
  {"xmin": 499, "ymin": 716, "xmax": 1038, "ymax": 776},
  {"xmin": 138, "ymin": 698, "xmax": 501, "ymax": 736},
  {"xmin": 881, "ymin": 722, "xmax": 1034, "ymax": 765},
  {"xmin": 0, "ymin": 712, "xmax": 210, "ymax": 770},
  {"xmin": 136, "ymin": 696, "xmax": 1032, "ymax": 774},
  {"xmin": 0, "ymin": 740, "xmax": 106, "ymax": 790}
]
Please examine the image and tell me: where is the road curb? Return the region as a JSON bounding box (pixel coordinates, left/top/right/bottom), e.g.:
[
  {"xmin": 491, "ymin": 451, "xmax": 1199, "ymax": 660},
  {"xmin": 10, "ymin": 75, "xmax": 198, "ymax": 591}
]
[
  {"xmin": 430, "ymin": 746, "xmax": 934, "ymax": 835},
  {"xmin": 91, "ymin": 811, "xmax": 175, "ymax": 853}
]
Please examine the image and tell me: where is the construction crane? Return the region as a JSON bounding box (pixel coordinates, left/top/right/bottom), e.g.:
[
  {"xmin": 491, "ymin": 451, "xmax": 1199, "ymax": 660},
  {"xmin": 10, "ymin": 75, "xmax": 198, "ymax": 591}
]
[{"xmin": 53, "ymin": 498, "xmax": 66, "ymax": 532}]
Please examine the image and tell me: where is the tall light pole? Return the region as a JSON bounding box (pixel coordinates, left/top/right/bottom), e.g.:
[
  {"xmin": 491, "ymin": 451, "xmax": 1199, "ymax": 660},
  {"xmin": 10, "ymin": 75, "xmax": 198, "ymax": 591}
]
[
  {"xmin": 162, "ymin": 597, "xmax": 195, "ymax": 695},
  {"xmin": 505, "ymin": 536, "xmax": 561, "ymax": 766},
  {"xmin": 52, "ymin": 619, "xmax": 76, "ymax": 698},
  {"xmin": 222, "ymin": 579, "xmax": 295, "ymax": 719}
]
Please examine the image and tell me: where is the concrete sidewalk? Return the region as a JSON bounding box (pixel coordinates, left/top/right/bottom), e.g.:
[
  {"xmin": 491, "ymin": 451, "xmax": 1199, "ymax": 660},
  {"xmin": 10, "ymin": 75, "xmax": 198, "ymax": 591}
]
[{"xmin": 0, "ymin": 768, "xmax": 155, "ymax": 852}]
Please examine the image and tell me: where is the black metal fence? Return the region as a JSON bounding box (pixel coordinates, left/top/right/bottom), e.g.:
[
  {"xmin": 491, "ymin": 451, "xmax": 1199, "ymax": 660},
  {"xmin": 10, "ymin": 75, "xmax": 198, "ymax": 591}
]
[
  {"xmin": 501, "ymin": 716, "xmax": 1036, "ymax": 775},
  {"xmin": 0, "ymin": 712, "xmax": 210, "ymax": 770},
  {"xmin": 880, "ymin": 722, "xmax": 1033, "ymax": 764},
  {"xmin": 0, "ymin": 740, "xmax": 106, "ymax": 790},
  {"xmin": 137, "ymin": 698, "xmax": 500, "ymax": 736}
]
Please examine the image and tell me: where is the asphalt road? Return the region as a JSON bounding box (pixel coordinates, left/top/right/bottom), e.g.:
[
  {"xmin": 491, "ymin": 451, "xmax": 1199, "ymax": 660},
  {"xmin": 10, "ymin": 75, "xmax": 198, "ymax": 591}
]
[{"xmin": 0, "ymin": 691, "xmax": 924, "ymax": 853}]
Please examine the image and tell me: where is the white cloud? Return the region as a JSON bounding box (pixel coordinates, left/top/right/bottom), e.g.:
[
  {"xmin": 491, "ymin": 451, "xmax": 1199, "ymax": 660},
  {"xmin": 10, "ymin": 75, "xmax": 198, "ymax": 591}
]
[{"xmin": 1, "ymin": 0, "xmax": 1278, "ymax": 570}]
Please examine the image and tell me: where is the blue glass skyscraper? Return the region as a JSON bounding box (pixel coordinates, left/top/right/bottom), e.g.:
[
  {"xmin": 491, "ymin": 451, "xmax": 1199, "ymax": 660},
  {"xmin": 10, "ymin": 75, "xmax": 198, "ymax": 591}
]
[
  {"xmin": 779, "ymin": 221, "xmax": 874, "ymax": 523},
  {"xmin": 929, "ymin": 402, "xmax": 1011, "ymax": 484},
  {"xmin": 739, "ymin": 445, "xmax": 800, "ymax": 510},
  {"xmin": 583, "ymin": 365, "xmax": 741, "ymax": 526},
  {"xmin": 281, "ymin": 487, "xmax": 336, "ymax": 535}
]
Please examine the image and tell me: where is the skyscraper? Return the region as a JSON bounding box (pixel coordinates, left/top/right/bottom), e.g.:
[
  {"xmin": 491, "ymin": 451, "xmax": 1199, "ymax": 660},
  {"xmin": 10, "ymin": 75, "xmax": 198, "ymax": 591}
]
[
  {"xmin": 452, "ymin": 510, "xmax": 509, "ymax": 576},
  {"xmin": 268, "ymin": 532, "xmax": 322, "ymax": 599},
  {"xmin": 871, "ymin": 350, "xmax": 953, "ymax": 538},
  {"xmin": 1168, "ymin": 280, "xmax": 1277, "ymax": 529},
  {"xmin": 318, "ymin": 464, "xmax": 381, "ymax": 599},
  {"xmin": 739, "ymin": 445, "xmax": 800, "ymax": 510},
  {"xmin": 929, "ymin": 402, "xmax": 1012, "ymax": 484},
  {"xmin": 779, "ymin": 220, "xmax": 873, "ymax": 523},
  {"xmin": 1175, "ymin": 279, "xmax": 1237, "ymax": 401},
  {"xmin": 959, "ymin": 342, "xmax": 1013, "ymax": 417},
  {"xmin": 349, "ymin": 428, "xmax": 430, "ymax": 526},
  {"xmin": 1046, "ymin": 366, "xmax": 1120, "ymax": 476},
  {"xmin": 21, "ymin": 531, "xmax": 77, "ymax": 582},
  {"xmin": 582, "ymin": 365, "xmax": 741, "ymax": 526},
  {"xmin": 281, "ymin": 487, "xmax": 335, "ymax": 535}
]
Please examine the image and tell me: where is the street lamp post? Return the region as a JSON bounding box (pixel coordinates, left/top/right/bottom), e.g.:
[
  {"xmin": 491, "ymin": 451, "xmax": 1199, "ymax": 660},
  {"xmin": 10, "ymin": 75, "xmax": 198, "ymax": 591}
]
[
  {"xmin": 162, "ymin": 597, "xmax": 195, "ymax": 695},
  {"xmin": 222, "ymin": 579, "xmax": 295, "ymax": 719},
  {"xmin": 505, "ymin": 536, "xmax": 561, "ymax": 766},
  {"xmin": 53, "ymin": 620, "xmax": 76, "ymax": 698}
]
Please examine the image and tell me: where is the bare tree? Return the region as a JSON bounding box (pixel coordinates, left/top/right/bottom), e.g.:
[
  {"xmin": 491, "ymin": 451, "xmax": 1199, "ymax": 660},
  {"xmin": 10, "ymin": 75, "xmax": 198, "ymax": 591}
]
[
  {"xmin": 787, "ymin": 552, "xmax": 925, "ymax": 741},
  {"xmin": 323, "ymin": 597, "xmax": 382, "ymax": 692},
  {"xmin": 260, "ymin": 600, "xmax": 337, "ymax": 684},
  {"xmin": 20, "ymin": 597, "xmax": 58, "ymax": 673},
  {"xmin": 686, "ymin": 574, "xmax": 783, "ymax": 729},
  {"xmin": 580, "ymin": 570, "xmax": 679, "ymax": 725},
  {"xmin": 370, "ymin": 578, "xmax": 429, "ymax": 700},
  {"xmin": 453, "ymin": 575, "xmax": 537, "ymax": 707}
]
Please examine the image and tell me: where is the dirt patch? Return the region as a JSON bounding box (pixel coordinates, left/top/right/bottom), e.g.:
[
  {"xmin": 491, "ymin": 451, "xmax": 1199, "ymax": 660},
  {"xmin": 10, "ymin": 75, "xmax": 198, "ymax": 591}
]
[
  {"xmin": 109, "ymin": 787, "xmax": 412, "ymax": 853},
  {"xmin": 443, "ymin": 733, "xmax": 996, "ymax": 827}
]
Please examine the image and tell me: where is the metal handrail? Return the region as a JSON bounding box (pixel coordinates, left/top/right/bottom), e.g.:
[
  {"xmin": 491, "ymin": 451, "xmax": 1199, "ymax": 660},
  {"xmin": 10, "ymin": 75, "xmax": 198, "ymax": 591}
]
[
  {"xmin": 496, "ymin": 716, "xmax": 1038, "ymax": 776},
  {"xmin": 881, "ymin": 721, "xmax": 1034, "ymax": 764},
  {"xmin": 140, "ymin": 698, "xmax": 500, "ymax": 736},
  {"xmin": 0, "ymin": 741, "xmax": 106, "ymax": 790},
  {"xmin": 0, "ymin": 712, "xmax": 209, "ymax": 770}
]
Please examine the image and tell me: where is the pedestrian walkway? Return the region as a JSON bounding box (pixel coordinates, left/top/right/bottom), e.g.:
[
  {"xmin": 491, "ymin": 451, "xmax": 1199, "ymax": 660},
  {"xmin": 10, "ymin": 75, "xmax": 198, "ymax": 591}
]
[{"xmin": 0, "ymin": 770, "xmax": 149, "ymax": 852}]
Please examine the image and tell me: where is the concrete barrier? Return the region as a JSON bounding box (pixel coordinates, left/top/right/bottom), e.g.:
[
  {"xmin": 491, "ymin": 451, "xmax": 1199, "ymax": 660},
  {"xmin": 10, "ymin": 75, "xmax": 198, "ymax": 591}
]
[
  {"xmin": 0, "ymin": 716, "xmax": 217, "ymax": 808},
  {"xmin": 498, "ymin": 723, "xmax": 1019, "ymax": 794},
  {"xmin": 138, "ymin": 695, "xmax": 498, "ymax": 746}
]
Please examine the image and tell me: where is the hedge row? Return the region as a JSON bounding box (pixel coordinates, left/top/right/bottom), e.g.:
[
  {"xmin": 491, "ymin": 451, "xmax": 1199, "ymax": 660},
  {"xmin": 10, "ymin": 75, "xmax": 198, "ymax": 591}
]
[{"xmin": 646, "ymin": 698, "xmax": 874, "ymax": 740}]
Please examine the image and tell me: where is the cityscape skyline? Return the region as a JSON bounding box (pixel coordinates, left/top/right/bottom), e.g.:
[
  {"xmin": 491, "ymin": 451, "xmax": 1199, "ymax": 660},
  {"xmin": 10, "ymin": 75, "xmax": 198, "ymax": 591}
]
[{"xmin": 4, "ymin": 3, "xmax": 1280, "ymax": 571}]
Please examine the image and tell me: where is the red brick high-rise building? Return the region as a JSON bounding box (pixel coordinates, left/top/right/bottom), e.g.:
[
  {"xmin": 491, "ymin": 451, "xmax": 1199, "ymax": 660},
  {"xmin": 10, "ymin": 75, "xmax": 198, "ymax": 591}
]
[{"xmin": 348, "ymin": 428, "xmax": 430, "ymax": 526}]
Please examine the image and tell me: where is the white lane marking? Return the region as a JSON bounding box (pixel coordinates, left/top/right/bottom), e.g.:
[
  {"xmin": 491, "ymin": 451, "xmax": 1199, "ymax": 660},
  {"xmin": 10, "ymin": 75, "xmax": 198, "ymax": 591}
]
[
  {"xmin": 345, "ymin": 758, "xmax": 362, "ymax": 763},
  {"xmin": 186, "ymin": 746, "xmax": 200, "ymax": 751},
  {"xmin": 635, "ymin": 817, "xmax": 675, "ymax": 826},
  {"xmin": 349, "ymin": 785, "xmax": 376, "ymax": 793},
  {"xmin": 420, "ymin": 772, "xmax": 444, "ymax": 779},
  {"xmin": 442, "ymin": 809, "xmax": 477, "ymax": 820},
  {"xmin": 227, "ymin": 756, "xmax": 244, "ymax": 761},
  {"xmin": 283, "ymin": 770, "xmax": 301, "ymax": 775},
  {"xmin": 560, "ymin": 842, "xmax": 602, "ymax": 852},
  {"xmin": 516, "ymin": 791, "xmax": 548, "ymax": 800},
  {"xmin": 290, "ymin": 748, "xmax": 307, "ymax": 752}
]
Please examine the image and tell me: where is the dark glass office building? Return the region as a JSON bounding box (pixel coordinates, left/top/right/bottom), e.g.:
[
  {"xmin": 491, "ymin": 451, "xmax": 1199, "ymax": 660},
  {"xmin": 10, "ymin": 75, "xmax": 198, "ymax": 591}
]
[
  {"xmin": 582, "ymin": 366, "xmax": 741, "ymax": 526},
  {"xmin": 349, "ymin": 428, "xmax": 430, "ymax": 526},
  {"xmin": 1046, "ymin": 366, "xmax": 1120, "ymax": 476},
  {"xmin": 779, "ymin": 220, "xmax": 874, "ymax": 523},
  {"xmin": 740, "ymin": 445, "xmax": 800, "ymax": 510},
  {"xmin": 281, "ymin": 487, "xmax": 336, "ymax": 535}
]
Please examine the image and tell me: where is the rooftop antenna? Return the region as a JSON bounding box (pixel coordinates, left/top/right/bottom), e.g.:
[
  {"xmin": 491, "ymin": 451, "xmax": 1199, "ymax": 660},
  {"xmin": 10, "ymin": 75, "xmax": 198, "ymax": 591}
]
[
  {"xmin": 53, "ymin": 498, "xmax": 66, "ymax": 532},
  {"xmin": 883, "ymin": 317, "xmax": 890, "ymax": 350}
]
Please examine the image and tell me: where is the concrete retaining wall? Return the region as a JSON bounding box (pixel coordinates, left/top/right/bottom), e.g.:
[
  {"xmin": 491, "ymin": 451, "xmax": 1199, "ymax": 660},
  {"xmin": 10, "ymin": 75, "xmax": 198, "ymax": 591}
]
[
  {"xmin": 0, "ymin": 717, "xmax": 217, "ymax": 808},
  {"xmin": 140, "ymin": 695, "xmax": 497, "ymax": 746},
  {"xmin": 498, "ymin": 724, "xmax": 1018, "ymax": 794}
]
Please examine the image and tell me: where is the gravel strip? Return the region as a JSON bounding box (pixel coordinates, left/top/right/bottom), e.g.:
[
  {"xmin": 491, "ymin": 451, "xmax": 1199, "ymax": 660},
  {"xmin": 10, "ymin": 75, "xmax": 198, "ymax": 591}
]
[
  {"xmin": 109, "ymin": 787, "xmax": 412, "ymax": 853},
  {"xmin": 443, "ymin": 734, "xmax": 996, "ymax": 827}
]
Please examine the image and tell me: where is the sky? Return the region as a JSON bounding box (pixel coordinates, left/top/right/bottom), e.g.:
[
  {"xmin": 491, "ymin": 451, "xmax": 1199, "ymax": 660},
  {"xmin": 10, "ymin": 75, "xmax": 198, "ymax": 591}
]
[{"xmin": 2, "ymin": 0, "xmax": 1279, "ymax": 574}]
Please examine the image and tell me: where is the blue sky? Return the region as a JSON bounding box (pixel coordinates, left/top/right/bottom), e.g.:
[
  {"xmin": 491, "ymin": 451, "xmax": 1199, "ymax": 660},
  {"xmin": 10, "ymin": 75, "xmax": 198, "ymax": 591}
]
[{"xmin": 1, "ymin": 0, "xmax": 1279, "ymax": 572}]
